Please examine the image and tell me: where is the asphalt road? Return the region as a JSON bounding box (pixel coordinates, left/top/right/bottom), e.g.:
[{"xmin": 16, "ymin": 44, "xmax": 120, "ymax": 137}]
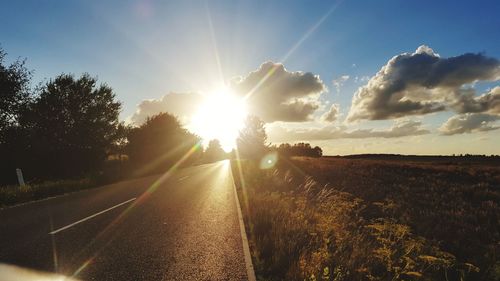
[{"xmin": 0, "ymin": 161, "xmax": 252, "ymax": 280}]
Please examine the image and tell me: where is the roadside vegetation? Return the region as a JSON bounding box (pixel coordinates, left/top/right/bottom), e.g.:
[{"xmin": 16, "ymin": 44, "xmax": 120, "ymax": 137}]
[
  {"xmin": 231, "ymin": 156, "xmax": 500, "ymax": 281},
  {"xmin": 0, "ymin": 46, "xmax": 226, "ymax": 207},
  {"xmin": 231, "ymin": 116, "xmax": 500, "ymax": 281},
  {"xmin": 0, "ymin": 179, "xmax": 92, "ymax": 208}
]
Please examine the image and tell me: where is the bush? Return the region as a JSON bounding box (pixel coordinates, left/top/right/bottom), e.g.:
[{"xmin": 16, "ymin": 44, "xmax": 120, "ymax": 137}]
[{"xmin": 0, "ymin": 179, "xmax": 93, "ymax": 207}]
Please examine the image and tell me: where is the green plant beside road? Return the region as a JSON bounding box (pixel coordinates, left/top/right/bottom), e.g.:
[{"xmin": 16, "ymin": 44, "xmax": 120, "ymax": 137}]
[{"xmin": 0, "ymin": 179, "xmax": 93, "ymax": 208}]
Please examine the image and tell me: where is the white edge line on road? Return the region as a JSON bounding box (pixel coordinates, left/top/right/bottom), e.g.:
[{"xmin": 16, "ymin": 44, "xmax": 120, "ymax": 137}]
[
  {"xmin": 48, "ymin": 197, "xmax": 136, "ymax": 235},
  {"xmin": 1, "ymin": 174, "xmax": 160, "ymax": 211},
  {"xmin": 229, "ymin": 167, "xmax": 257, "ymax": 281}
]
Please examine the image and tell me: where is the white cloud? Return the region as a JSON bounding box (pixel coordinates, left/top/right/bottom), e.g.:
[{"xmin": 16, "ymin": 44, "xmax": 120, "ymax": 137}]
[
  {"xmin": 230, "ymin": 61, "xmax": 326, "ymax": 122},
  {"xmin": 268, "ymin": 119, "xmax": 429, "ymax": 142},
  {"xmin": 321, "ymin": 103, "xmax": 340, "ymax": 122},
  {"xmin": 354, "ymin": 76, "xmax": 370, "ymax": 83},
  {"xmin": 332, "ymin": 75, "xmax": 350, "ymax": 93},
  {"xmin": 346, "ymin": 45, "xmax": 500, "ymax": 122},
  {"xmin": 439, "ymin": 113, "xmax": 500, "ymax": 135},
  {"xmin": 450, "ymin": 86, "xmax": 500, "ymax": 114},
  {"xmin": 128, "ymin": 92, "xmax": 204, "ymax": 125}
]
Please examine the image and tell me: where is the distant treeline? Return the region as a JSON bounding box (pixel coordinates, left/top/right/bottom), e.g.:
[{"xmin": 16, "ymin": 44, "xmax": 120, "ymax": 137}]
[
  {"xmin": 233, "ymin": 115, "xmax": 325, "ymax": 160},
  {"xmin": 330, "ymin": 154, "xmax": 500, "ymax": 165},
  {"xmin": 336, "ymin": 153, "xmax": 500, "ymax": 158},
  {"xmin": 1, "ymin": 46, "xmax": 324, "ymax": 186},
  {"xmin": 274, "ymin": 142, "xmax": 323, "ymax": 158}
]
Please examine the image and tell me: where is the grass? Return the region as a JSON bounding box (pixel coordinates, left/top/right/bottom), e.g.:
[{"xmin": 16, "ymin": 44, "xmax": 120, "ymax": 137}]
[
  {"xmin": 0, "ymin": 158, "xmax": 134, "ymax": 208},
  {"xmin": 0, "ymin": 157, "xmax": 198, "ymax": 208},
  {"xmin": 0, "ymin": 178, "xmax": 94, "ymax": 208},
  {"xmin": 231, "ymin": 156, "xmax": 500, "ymax": 281}
]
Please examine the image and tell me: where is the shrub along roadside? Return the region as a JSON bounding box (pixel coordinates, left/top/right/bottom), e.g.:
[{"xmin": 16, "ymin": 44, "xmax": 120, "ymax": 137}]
[
  {"xmin": 0, "ymin": 178, "xmax": 93, "ymax": 208},
  {"xmin": 0, "ymin": 157, "xmax": 135, "ymax": 208},
  {"xmin": 230, "ymin": 158, "xmax": 487, "ymax": 281},
  {"xmin": 0, "ymin": 155, "xmax": 201, "ymax": 208}
]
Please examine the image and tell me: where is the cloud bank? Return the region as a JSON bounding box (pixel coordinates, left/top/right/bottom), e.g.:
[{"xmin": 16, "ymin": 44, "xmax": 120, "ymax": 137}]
[
  {"xmin": 451, "ymin": 86, "xmax": 500, "ymax": 114},
  {"xmin": 268, "ymin": 120, "xmax": 429, "ymax": 142},
  {"xmin": 439, "ymin": 113, "xmax": 500, "ymax": 135},
  {"xmin": 346, "ymin": 45, "xmax": 500, "ymax": 122},
  {"xmin": 129, "ymin": 92, "xmax": 204, "ymax": 125},
  {"xmin": 127, "ymin": 52, "xmax": 500, "ymax": 140},
  {"xmin": 129, "ymin": 62, "xmax": 327, "ymax": 125},
  {"xmin": 230, "ymin": 61, "xmax": 326, "ymax": 122},
  {"xmin": 321, "ymin": 104, "xmax": 340, "ymax": 122}
]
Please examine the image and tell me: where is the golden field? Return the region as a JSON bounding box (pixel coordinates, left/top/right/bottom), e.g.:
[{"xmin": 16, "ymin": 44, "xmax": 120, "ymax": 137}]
[{"xmin": 232, "ymin": 156, "xmax": 500, "ymax": 281}]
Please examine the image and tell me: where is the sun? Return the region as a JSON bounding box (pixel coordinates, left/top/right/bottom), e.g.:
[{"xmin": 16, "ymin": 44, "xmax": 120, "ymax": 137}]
[{"xmin": 189, "ymin": 87, "xmax": 247, "ymax": 152}]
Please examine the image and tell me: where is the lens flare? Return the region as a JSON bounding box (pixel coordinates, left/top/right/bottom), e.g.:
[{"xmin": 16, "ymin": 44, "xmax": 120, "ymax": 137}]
[{"xmin": 260, "ymin": 152, "xmax": 278, "ymax": 170}]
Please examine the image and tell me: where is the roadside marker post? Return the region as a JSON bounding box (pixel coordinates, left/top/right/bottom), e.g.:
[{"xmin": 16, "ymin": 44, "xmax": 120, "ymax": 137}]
[{"xmin": 16, "ymin": 168, "xmax": 26, "ymax": 187}]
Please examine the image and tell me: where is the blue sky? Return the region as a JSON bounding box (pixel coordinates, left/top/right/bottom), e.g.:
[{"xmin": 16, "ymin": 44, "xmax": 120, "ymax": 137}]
[{"xmin": 1, "ymin": 0, "xmax": 500, "ymax": 154}]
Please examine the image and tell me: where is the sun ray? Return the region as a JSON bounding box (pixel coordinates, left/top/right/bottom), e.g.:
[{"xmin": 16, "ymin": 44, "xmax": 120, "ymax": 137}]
[
  {"xmin": 88, "ymin": 3, "xmax": 200, "ymax": 91},
  {"xmin": 280, "ymin": 0, "xmax": 343, "ymax": 63},
  {"xmin": 132, "ymin": 140, "xmax": 200, "ymax": 177},
  {"xmin": 205, "ymin": 1, "xmax": 225, "ymax": 86},
  {"xmin": 243, "ymin": 64, "xmax": 280, "ymax": 101},
  {"xmin": 71, "ymin": 142, "xmax": 202, "ymax": 278},
  {"xmin": 242, "ymin": 1, "xmax": 342, "ymax": 101}
]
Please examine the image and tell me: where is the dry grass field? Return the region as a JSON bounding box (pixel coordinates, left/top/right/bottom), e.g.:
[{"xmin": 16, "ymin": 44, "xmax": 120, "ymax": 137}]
[{"xmin": 232, "ymin": 156, "xmax": 500, "ymax": 281}]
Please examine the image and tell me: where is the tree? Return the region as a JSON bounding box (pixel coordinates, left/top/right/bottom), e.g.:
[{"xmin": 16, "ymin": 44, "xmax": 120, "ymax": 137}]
[
  {"xmin": 110, "ymin": 122, "xmax": 131, "ymax": 159},
  {"xmin": 312, "ymin": 146, "xmax": 323, "ymax": 157},
  {"xmin": 277, "ymin": 142, "xmax": 323, "ymax": 158},
  {"xmin": 204, "ymin": 139, "xmax": 226, "ymax": 162},
  {"xmin": 126, "ymin": 112, "xmax": 202, "ymax": 175},
  {"xmin": 20, "ymin": 73, "xmax": 122, "ymax": 179},
  {"xmin": 0, "ymin": 47, "xmax": 32, "ymax": 142},
  {"xmin": 236, "ymin": 115, "xmax": 268, "ymax": 159},
  {"xmin": 0, "ymin": 48, "xmax": 33, "ymax": 183}
]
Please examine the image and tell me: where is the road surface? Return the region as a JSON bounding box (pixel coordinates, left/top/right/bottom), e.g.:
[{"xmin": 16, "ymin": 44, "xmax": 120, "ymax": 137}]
[{"xmin": 0, "ymin": 161, "xmax": 253, "ymax": 280}]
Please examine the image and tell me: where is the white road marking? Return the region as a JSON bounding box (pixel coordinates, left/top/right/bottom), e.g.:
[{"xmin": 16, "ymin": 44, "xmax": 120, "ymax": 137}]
[
  {"xmin": 48, "ymin": 198, "xmax": 136, "ymax": 235},
  {"xmin": 229, "ymin": 167, "xmax": 257, "ymax": 281}
]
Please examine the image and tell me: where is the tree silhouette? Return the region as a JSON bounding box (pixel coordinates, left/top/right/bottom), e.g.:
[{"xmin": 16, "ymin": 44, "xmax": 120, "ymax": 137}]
[
  {"xmin": 237, "ymin": 115, "xmax": 268, "ymax": 159},
  {"xmin": 312, "ymin": 146, "xmax": 322, "ymax": 157},
  {"xmin": 0, "ymin": 47, "xmax": 32, "ymax": 141},
  {"xmin": 204, "ymin": 139, "xmax": 226, "ymax": 162},
  {"xmin": 277, "ymin": 142, "xmax": 322, "ymax": 158},
  {"xmin": 20, "ymin": 73, "xmax": 122, "ymax": 179},
  {"xmin": 110, "ymin": 122, "xmax": 131, "ymax": 159},
  {"xmin": 0, "ymin": 48, "xmax": 34, "ymax": 183},
  {"xmin": 126, "ymin": 112, "xmax": 202, "ymax": 175}
]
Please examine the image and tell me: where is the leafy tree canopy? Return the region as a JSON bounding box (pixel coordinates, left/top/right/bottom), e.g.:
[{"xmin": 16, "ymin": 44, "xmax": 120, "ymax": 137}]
[
  {"xmin": 20, "ymin": 73, "xmax": 122, "ymax": 178},
  {"xmin": 277, "ymin": 142, "xmax": 322, "ymax": 158},
  {"xmin": 237, "ymin": 115, "xmax": 268, "ymax": 159},
  {"xmin": 0, "ymin": 47, "xmax": 32, "ymax": 141},
  {"xmin": 126, "ymin": 112, "xmax": 202, "ymax": 174},
  {"xmin": 204, "ymin": 139, "xmax": 227, "ymax": 162}
]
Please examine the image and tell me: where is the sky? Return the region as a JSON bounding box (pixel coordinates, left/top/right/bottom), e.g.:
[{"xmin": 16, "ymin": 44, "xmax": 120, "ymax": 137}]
[{"xmin": 1, "ymin": 0, "xmax": 499, "ymax": 155}]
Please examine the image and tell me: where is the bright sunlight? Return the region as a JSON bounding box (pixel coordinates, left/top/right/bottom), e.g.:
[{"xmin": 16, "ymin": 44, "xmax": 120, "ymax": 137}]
[{"xmin": 189, "ymin": 87, "xmax": 247, "ymax": 152}]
